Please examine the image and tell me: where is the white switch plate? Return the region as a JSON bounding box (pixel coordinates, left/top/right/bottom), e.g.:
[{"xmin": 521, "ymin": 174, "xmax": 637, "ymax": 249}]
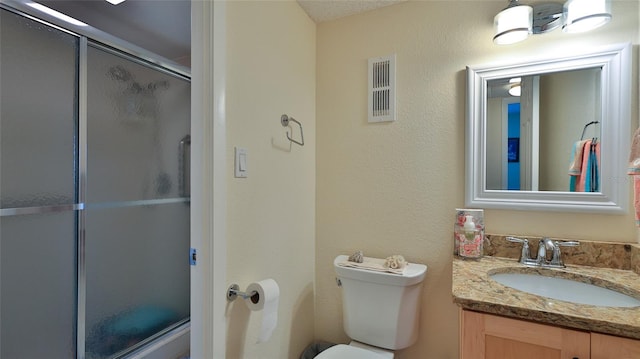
[{"xmin": 235, "ymin": 147, "xmax": 247, "ymax": 178}]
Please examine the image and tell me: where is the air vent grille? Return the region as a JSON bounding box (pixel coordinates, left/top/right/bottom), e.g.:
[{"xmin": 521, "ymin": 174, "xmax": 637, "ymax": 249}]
[{"xmin": 368, "ymin": 54, "xmax": 396, "ymax": 123}]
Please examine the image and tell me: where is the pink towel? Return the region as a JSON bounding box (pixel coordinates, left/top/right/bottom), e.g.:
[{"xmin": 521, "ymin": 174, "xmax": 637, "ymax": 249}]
[
  {"xmin": 569, "ymin": 139, "xmax": 589, "ymax": 176},
  {"xmin": 574, "ymin": 140, "xmax": 593, "ymax": 192},
  {"xmin": 628, "ymin": 127, "xmax": 640, "ymax": 226},
  {"xmin": 634, "ymin": 178, "xmax": 640, "ymax": 227}
]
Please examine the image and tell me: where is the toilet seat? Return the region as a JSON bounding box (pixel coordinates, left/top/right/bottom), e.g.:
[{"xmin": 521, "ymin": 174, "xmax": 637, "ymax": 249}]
[{"xmin": 315, "ymin": 344, "xmax": 390, "ymax": 359}]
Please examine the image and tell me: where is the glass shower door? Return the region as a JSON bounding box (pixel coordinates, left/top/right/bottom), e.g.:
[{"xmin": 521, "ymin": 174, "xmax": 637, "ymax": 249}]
[
  {"xmin": 1, "ymin": 7, "xmax": 190, "ymax": 358},
  {"xmin": 84, "ymin": 44, "xmax": 190, "ymax": 358},
  {"xmin": 0, "ymin": 8, "xmax": 79, "ymax": 359}
]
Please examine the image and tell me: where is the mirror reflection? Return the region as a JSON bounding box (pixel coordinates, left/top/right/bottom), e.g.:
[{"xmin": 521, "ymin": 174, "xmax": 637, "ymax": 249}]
[{"xmin": 486, "ymin": 68, "xmax": 602, "ymax": 192}]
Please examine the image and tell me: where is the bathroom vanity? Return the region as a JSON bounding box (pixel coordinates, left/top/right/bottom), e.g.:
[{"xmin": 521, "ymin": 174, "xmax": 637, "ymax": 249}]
[
  {"xmin": 459, "ymin": 310, "xmax": 640, "ymax": 359},
  {"xmin": 452, "ymin": 236, "xmax": 640, "ymax": 359}
]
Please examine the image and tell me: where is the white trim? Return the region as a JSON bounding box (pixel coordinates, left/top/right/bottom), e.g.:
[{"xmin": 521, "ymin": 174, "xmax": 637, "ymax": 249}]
[
  {"xmin": 500, "ymin": 97, "xmax": 519, "ymax": 188},
  {"xmin": 465, "ymin": 42, "xmax": 631, "ymax": 213},
  {"xmin": 190, "ymin": 0, "xmax": 227, "ymax": 358},
  {"xmin": 530, "ymin": 75, "xmax": 540, "ymax": 192}
]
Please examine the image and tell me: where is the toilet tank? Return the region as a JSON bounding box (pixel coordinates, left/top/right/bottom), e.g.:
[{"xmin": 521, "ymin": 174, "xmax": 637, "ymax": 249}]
[{"xmin": 333, "ymin": 255, "xmax": 427, "ymax": 350}]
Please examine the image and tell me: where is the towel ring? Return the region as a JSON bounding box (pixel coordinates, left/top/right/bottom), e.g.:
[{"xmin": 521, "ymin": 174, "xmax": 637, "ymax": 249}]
[
  {"xmin": 580, "ymin": 121, "xmax": 599, "ymax": 140},
  {"xmin": 281, "ymin": 114, "xmax": 304, "ymax": 146}
]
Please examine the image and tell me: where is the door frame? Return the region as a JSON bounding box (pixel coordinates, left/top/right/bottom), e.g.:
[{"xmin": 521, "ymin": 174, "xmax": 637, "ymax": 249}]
[{"xmin": 190, "ymin": 1, "xmax": 227, "ymax": 357}]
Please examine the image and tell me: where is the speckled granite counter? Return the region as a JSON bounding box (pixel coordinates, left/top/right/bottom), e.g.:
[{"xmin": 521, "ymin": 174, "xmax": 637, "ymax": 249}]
[{"xmin": 452, "ymin": 255, "xmax": 640, "ymax": 339}]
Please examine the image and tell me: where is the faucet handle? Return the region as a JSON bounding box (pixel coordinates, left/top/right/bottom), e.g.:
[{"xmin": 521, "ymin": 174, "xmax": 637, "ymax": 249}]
[
  {"xmin": 549, "ymin": 240, "xmax": 579, "ymax": 267},
  {"xmin": 555, "ymin": 240, "xmax": 580, "ymax": 247},
  {"xmin": 506, "ymin": 237, "xmax": 531, "ymax": 263},
  {"xmin": 506, "ymin": 236, "xmax": 528, "ymax": 244}
]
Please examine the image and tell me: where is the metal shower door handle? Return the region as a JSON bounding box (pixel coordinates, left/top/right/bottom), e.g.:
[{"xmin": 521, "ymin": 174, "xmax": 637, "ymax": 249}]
[{"xmin": 179, "ymin": 134, "xmax": 191, "ymax": 198}]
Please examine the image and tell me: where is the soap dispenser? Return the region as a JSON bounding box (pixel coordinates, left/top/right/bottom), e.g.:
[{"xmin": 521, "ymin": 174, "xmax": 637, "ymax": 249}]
[{"xmin": 457, "ymin": 215, "xmax": 482, "ymax": 259}]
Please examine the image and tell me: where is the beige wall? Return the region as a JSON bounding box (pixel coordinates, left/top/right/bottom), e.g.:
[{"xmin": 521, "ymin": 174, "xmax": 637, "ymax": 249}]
[
  {"xmin": 225, "ymin": 1, "xmax": 316, "ymax": 358},
  {"xmin": 316, "ymin": 2, "xmax": 638, "ymax": 359}
]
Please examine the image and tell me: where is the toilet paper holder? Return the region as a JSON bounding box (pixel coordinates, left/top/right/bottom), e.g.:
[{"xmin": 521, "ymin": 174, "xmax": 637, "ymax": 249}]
[{"xmin": 227, "ymin": 283, "xmax": 260, "ymax": 303}]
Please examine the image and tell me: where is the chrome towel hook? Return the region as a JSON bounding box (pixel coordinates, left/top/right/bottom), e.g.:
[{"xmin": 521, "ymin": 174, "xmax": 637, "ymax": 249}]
[{"xmin": 281, "ymin": 114, "xmax": 304, "ymax": 146}]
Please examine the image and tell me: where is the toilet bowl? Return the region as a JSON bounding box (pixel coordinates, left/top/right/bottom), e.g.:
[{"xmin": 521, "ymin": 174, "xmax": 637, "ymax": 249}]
[{"xmin": 319, "ymin": 255, "xmax": 427, "ymax": 358}]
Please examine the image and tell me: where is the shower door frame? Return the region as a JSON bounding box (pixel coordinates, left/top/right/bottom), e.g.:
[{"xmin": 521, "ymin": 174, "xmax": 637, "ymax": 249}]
[{"xmin": 0, "ymin": 2, "xmax": 192, "ymax": 358}]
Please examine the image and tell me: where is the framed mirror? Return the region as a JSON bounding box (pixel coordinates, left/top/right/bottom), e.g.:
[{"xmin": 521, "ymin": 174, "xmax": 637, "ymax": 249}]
[{"xmin": 465, "ymin": 42, "xmax": 631, "ymax": 213}]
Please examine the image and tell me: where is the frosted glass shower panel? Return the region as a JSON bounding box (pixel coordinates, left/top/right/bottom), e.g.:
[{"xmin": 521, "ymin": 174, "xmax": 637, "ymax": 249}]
[
  {"xmin": 86, "ymin": 45, "xmax": 190, "ymax": 203},
  {"xmin": 1, "ymin": 213, "xmax": 77, "ymax": 358},
  {"xmin": 0, "ymin": 6, "xmax": 190, "ymax": 358},
  {"xmin": 0, "ymin": 9, "xmax": 78, "ymax": 208},
  {"xmin": 85, "ymin": 203, "xmax": 190, "ymax": 358}
]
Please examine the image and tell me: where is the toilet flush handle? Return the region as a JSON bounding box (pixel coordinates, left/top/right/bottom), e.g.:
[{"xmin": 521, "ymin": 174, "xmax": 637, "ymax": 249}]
[{"xmin": 336, "ymin": 278, "xmax": 342, "ymax": 287}]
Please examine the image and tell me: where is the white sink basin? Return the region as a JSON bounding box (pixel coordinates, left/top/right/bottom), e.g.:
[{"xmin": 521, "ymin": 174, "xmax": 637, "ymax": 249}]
[{"xmin": 490, "ymin": 272, "xmax": 640, "ymax": 308}]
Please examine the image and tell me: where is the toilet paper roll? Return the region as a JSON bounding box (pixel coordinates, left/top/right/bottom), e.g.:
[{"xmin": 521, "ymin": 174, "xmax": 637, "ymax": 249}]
[{"xmin": 245, "ymin": 278, "xmax": 280, "ymax": 343}]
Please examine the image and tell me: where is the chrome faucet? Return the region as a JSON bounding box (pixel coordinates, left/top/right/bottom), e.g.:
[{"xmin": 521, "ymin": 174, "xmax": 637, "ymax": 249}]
[
  {"xmin": 537, "ymin": 237, "xmax": 556, "ymax": 264},
  {"xmin": 507, "ymin": 237, "xmax": 579, "ymax": 268}
]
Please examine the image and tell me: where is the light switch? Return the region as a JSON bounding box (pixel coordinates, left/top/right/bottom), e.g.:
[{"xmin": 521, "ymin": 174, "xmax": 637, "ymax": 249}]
[
  {"xmin": 235, "ymin": 147, "xmax": 247, "ymax": 178},
  {"xmin": 239, "ymin": 152, "xmax": 247, "ymax": 171}
]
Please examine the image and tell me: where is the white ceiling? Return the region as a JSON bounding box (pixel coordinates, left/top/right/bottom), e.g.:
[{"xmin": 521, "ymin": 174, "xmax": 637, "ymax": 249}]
[
  {"xmin": 297, "ymin": 0, "xmax": 405, "ymax": 23},
  {"xmin": 35, "ymin": 0, "xmax": 405, "ymax": 64}
]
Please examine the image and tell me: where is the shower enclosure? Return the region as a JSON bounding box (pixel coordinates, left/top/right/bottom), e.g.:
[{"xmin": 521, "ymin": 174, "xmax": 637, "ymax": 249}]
[{"xmin": 0, "ymin": 5, "xmax": 190, "ymax": 359}]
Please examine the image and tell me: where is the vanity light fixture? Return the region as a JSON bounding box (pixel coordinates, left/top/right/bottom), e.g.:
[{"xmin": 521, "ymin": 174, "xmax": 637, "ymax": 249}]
[
  {"xmin": 493, "ymin": 0, "xmax": 533, "ymax": 45},
  {"xmin": 105, "ymin": 0, "xmax": 126, "ymax": 4},
  {"xmin": 563, "ymin": 0, "xmax": 612, "ymax": 33},
  {"xmin": 493, "ymin": 0, "xmax": 612, "ymax": 45}
]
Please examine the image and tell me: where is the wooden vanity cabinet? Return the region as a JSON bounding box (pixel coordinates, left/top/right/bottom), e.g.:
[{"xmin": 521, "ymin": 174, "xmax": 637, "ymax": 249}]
[
  {"xmin": 460, "ymin": 309, "xmax": 589, "ymax": 359},
  {"xmin": 591, "ymin": 333, "xmax": 640, "ymax": 359},
  {"xmin": 460, "ymin": 310, "xmax": 640, "ymax": 359}
]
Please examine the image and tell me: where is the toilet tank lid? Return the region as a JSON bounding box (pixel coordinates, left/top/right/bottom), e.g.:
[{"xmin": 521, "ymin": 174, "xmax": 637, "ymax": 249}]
[{"xmin": 333, "ymin": 255, "xmax": 427, "ymax": 286}]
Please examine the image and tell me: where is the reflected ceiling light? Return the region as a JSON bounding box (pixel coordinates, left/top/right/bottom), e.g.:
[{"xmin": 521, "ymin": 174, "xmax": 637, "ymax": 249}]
[
  {"xmin": 563, "ymin": 0, "xmax": 612, "ymax": 33},
  {"xmin": 493, "ymin": 0, "xmax": 612, "ymax": 45},
  {"xmin": 508, "ymin": 84, "xmax": 522, "ymax": 97},
  {"xmin": 508, "ymin": 78, "xmax": 522, "ymax": 97},
  {"xmin": 105, "ymin": 0, "xmax": 126, "ymax": 4},
  {"xmin": 493, "ymin": 0, "xmax": 533, "ymax": 45}
]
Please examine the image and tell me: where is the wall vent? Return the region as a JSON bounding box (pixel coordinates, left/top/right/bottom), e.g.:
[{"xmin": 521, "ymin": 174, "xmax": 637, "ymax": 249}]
[{"xmin": 368, "ymin": 54, "xmax": 396, "ymax": 123}]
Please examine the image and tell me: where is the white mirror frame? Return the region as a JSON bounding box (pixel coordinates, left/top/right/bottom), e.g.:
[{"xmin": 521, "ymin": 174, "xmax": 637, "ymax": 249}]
[{"xmin": 466, "ymin": 42, "xmax": 631, "ymax": 213}]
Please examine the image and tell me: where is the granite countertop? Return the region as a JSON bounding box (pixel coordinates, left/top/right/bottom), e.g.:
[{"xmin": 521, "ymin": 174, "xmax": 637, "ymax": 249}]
[{"xmin": 452, "ymin": 255, "xmax": 640, "ymax": 339}]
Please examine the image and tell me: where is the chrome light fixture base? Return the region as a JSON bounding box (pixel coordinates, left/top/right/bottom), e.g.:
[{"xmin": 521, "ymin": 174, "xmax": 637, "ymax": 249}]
[{"xmin": 532, "ymin": 2, "xmax": 563, "ymax": 34}]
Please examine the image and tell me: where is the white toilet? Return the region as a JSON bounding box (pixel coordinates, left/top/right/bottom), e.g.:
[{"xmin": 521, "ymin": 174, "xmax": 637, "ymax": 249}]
[{"xmin": 316, "ymin": 255, "xmax": 428, "ymax": 358}]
